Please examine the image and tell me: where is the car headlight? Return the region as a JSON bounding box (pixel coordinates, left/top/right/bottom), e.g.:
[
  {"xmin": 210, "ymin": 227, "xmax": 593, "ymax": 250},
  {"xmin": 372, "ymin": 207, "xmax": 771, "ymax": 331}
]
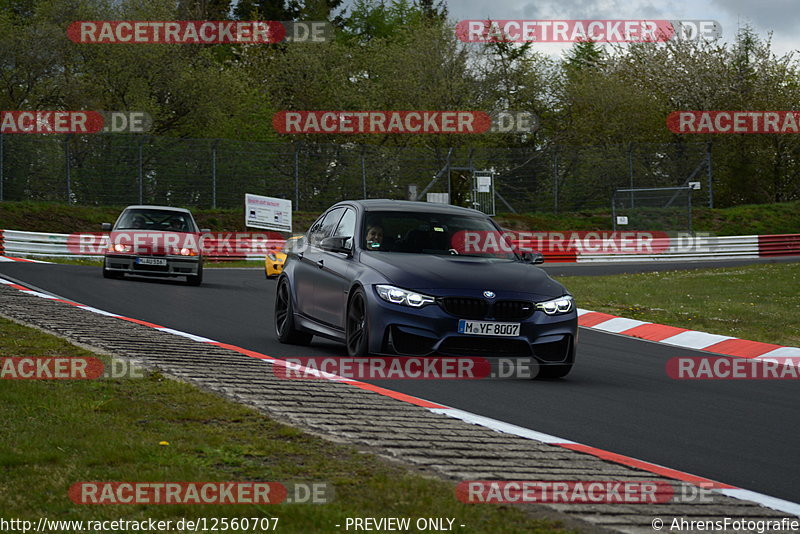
[
  {"xmin": 110, "ymin": 243, "xmax": 131, "ymax": 253},
  {"xmin": 267, "ymin": 253, "xmax": 277, "ymax": 261},
  {"xmin": 376, "ymin": 285, "xmax": 436, "ymax": 308},
  {"xmin": 536, "ymin": 295, "xmax": 574, "ymax": 315},
  {"xmin": 172, "ymin": 247, "xmax": 197, "ymax": 256}
]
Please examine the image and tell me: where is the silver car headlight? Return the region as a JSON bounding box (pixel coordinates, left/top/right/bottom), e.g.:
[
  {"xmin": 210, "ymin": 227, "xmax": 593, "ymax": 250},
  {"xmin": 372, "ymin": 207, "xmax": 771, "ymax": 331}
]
[
  {"xmin": 376, "ymin": 285, "xmax": 436, "ymax": 308},
  {"xmin": 536, "ymin": 295, "xmax": 574, "ymax": 315}
]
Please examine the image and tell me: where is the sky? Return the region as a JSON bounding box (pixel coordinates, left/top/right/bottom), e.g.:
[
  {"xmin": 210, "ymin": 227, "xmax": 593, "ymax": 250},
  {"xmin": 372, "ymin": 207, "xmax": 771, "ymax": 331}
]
[{"xmin": 338, "ymin": 0, "xmax": 800, "ymax": 58}]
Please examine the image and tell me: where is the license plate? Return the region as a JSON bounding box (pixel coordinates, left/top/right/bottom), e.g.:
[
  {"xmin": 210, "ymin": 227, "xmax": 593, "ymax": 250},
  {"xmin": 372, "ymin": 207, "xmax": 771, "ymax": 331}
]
[
  {"xmin": 136, "ymin": 257, "xmax": 167, "ymax": 266},
  {"xmin": 458, "ymin": 320, "xmax": 520, "ymax": 337}
]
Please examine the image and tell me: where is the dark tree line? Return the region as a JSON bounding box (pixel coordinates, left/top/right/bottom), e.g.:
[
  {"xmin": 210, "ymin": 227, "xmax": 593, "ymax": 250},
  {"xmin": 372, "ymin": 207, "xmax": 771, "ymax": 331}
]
[{"xmin": 2, "ymin": 0, "xmax": 799, "ymax": 206}]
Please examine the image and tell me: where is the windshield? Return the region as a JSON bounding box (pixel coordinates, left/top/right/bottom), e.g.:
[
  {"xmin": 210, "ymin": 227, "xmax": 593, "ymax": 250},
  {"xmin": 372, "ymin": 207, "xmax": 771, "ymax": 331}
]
[
  {"xmin": 362, "ymin": 211, "xmax": 519, "ymax": 259},
  {"xmin": 114, "ymin": 209, "xmax": 197, "ymax": 233}
]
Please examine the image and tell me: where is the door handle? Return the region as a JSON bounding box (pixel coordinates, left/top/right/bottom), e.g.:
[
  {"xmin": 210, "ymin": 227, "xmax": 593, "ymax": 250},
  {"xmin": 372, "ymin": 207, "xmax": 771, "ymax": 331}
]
[
  {"xmin": 317, "ymin": 259, "xmax": 324, "ymax": 268},
  {"xmin": 297, "ymin": 252, "xmax": 304, "ymax": 259}
]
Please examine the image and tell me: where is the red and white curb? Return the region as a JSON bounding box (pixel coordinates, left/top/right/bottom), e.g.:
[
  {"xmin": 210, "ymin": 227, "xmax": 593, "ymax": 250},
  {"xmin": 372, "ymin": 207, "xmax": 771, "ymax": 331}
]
[
  {"xmin": 577, "ymin": 309, "xmax": 800, "ymax": 360},
  {"xmin": 0, "ymin": 275, "xmax": 798, "ymax": 517},
  {"xmin": 0, "ymin": 255, "xmax": 47, "ymax": 263}
]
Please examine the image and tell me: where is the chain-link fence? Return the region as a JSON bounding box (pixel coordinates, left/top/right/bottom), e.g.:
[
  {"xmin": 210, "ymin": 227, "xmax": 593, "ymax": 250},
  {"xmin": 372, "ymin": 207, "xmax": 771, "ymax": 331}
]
[{"xmin": 0, "ymin": 134, "xmax": 712, "ymax": 214}]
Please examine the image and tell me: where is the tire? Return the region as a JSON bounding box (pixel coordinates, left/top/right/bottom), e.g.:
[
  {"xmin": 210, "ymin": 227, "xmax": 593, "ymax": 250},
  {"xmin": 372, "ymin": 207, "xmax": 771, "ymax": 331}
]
[
  {"xmin": 346, "ymin": 287, "xmax": 369, "ymax": 357},
  {"xmin": 535, "ymin": 364, "xmax": 572, "ymax": 379},
  {"xmin": 274, "ymin": 277, "xmax": 313, "ymax": 345},
  {"xmin": 186, "ymin": 264, "xmax": 203, "ymax": 286}
]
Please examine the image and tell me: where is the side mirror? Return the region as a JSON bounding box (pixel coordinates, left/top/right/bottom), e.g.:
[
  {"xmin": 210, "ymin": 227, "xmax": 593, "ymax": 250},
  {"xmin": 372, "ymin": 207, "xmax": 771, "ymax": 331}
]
[
  {"xmin": 101, "ymin": 223, "xmax": 112, "ymax": 231},
  {"xmin": 320, "ymin": 236, "xmax": 352, "ymax": 254},
  {"xmin": 522, "ymin": 251, "xmax": 545, "ymax": 264},
  {"xmin": 199, "ymin": 228, "xmax": 211, "ymax": 233}
]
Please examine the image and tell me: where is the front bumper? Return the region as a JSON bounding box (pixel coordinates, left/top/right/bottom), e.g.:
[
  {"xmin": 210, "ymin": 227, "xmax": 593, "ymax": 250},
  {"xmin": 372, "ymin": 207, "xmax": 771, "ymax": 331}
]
[
  {"xmin": 366, "ymin": 287, "xmax": 578, "ymax": 365},
  {"xmin": 104, "ymin": 254, "xmax": 201, "ymax": 277}
]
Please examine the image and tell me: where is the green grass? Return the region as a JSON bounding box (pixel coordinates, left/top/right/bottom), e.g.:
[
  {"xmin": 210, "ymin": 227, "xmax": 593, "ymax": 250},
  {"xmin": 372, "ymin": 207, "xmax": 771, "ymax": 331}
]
[
  {"xmin": 0, "ymin": 316, "xmax": 571, "ymax": 534},
  {"xmin": 1, "ymin": 200, "xmax": 798, "ymax": 236},
  {"xmin": 494, "ymin": 201, "xmax": 800, "ymax": 235},
  {"xmin": 556, "ymin": 263, "xmax": 800, "ymax": 347},
  {"xmin": 0, "ymin": 201, "xmax": 318, "ymax": 234}
]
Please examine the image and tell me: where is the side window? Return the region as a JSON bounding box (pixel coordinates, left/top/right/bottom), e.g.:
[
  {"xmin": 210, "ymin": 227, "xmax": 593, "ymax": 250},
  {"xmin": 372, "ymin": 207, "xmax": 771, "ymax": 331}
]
[
  {"xmin": 307, "ymin": 214, "xmax": 326, "ymax": 243},
  {"xmin": 308, "ymin": 208, "xmax": 344, "ymax": 247},
  {"xmin": 332, "ymin": 208, "xmax": 356, "ymax": 249}
]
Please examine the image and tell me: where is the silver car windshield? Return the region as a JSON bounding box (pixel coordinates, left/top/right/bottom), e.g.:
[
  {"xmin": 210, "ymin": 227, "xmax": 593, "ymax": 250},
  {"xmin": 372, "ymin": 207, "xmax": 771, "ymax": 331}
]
[{"xmin": 115, "ymin": 209, "xmax": 197, "ymax": 233}]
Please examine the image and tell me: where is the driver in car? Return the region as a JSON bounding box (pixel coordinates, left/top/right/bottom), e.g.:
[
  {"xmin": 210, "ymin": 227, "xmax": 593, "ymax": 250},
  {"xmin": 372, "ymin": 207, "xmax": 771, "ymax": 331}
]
[
  {"xmin": 365, "ymin": 224, "xmax": 384, "ymax": 249},
  {"xmin": 168, "ymin": 218, "xmax": 186, "ymax": 231},
  {"xmin": 131, "ymin": 215, "xmax": 146, "ymax": 229}
]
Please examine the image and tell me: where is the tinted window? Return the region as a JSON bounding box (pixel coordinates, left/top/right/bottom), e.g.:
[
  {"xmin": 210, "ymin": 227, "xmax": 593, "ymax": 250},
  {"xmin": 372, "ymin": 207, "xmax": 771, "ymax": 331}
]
[
  {"xmin": 309, "ymin": 207, "xmax": 345, "ymax": 246},
  {"xmin": 332, "ymin": 208, "xmax": 356, "ymax": 249},
  {"xmin": 361, "ymin": 210, "xmax": 517, "ymax": 259}
]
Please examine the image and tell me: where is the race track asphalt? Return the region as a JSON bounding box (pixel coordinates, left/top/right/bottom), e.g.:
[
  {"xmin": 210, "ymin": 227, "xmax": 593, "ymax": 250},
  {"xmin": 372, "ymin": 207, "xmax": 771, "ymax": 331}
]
[{"xmin": 1, "ymin": 260, "xmax": 798, "ymax": 503}]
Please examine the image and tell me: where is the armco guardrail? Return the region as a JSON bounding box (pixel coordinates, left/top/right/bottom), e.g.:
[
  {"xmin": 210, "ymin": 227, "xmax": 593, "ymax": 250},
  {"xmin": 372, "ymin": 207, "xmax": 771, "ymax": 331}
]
[
  {"xmin": 1, "ymin": 229, "xmax": 799, "ymax": 263},
  {"xmin": 514, "ymin": 233, "xmax": 800, "ymax": 262},
  {"xmin": 0, "ymin": 230, "xmax": 283, "ymax": 261}
]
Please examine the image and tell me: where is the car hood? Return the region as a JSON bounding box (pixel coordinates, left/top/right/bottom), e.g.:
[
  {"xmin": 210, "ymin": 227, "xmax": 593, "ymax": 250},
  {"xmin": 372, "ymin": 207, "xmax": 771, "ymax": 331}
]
[{"xmin": 359, "ymin": 252, "xmax": 566, "ymax": 299}]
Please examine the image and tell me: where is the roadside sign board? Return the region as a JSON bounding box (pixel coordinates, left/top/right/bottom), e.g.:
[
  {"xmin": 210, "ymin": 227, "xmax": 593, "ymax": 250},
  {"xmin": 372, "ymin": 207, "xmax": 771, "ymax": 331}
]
[{"xmin": 245, "ymin": 194, "xmax": 292, "ymax": 232}]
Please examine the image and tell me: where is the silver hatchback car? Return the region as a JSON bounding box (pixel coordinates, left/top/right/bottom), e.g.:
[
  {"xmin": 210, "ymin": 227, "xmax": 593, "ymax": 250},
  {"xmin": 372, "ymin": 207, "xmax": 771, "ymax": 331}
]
[{"xmin": 101, "ymin": 205, "xmax": 207, "ymax": 285}]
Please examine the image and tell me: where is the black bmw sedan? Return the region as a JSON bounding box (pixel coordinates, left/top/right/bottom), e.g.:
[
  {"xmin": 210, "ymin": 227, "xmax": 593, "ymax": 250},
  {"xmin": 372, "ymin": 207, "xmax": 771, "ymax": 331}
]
[{"xmin": 274, "ymin": 199, "xmax": 578, "ymax": 378}]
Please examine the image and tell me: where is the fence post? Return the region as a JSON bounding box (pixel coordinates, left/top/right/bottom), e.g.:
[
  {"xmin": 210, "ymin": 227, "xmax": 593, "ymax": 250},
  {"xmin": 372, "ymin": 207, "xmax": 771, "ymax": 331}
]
[
  {"xmin": 445, "ymin": 148, "xmax": 452, "ymax": 203},
  {"xmin": 64, "ymin": 134, "xmax": 71, "ymax": 203},
  {"xmin": 628, "ymin": 143, "xmax": 634, "ymax": 208},
  {"xmin": 361, "ymin": 145, "xmax": 366, "ymax": 199},
  {"xmin": 0, "ymin": 133, "xmax": 4, "ymax": 201},
  {"xmin": 706, "ymin": 141, "xmax": 713, "ymax": 208},
  {"xmin": 552, "ymin": 150, "xmax": 558, "ymax": 214},
  {"xmin": 138, "ymin": 137, "xmax": 145, "ymax": 204},
  {"xmin": 611, "ymin": 190, "xmax": 617, "ymax": 231},
  {"xmin": 211, "ymin": 140, "xmax": 219, "ymax": 209},
  {"xmin": 294, "ymin": 142, "xmax": 300, "ymax": 209}
]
